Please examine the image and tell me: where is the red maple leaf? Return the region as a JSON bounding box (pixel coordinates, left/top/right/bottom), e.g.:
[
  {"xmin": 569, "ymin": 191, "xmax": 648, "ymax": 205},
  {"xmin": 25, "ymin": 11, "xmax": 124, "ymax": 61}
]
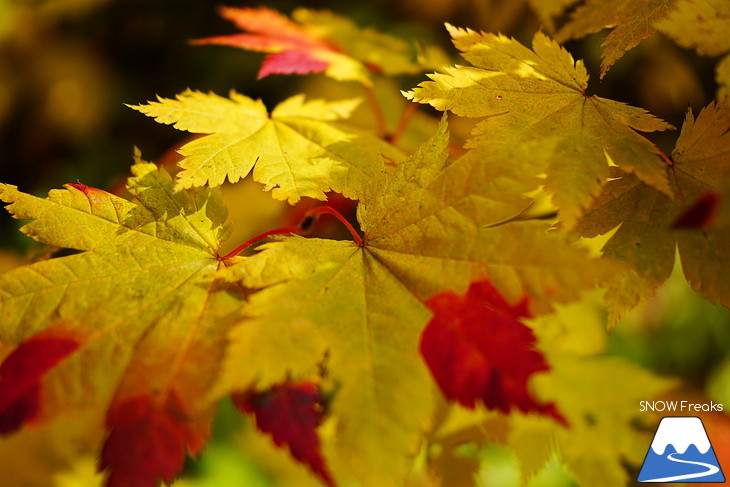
[
  {"xmin": 0, "ymin": 332, "xmax": 79, "ymax": 434},
  {"xmin": 100, "ymin": 392, "xmax": 199, "ymax": 487},
  {"xmin": 420, "ymin": 280, "xmax": 565, "ymax": 423},
  {"xmin": 232, "ymin": 382, "xmax": 335, "ymax": 486},
  {"xmin": 193, "ymin": 7, "xmax": 335, "ymax": 78}
]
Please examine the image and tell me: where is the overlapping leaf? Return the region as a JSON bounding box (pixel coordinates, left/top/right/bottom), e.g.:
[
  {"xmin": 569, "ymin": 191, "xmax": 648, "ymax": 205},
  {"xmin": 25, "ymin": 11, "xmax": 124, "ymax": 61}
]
[
  {"xmin": 655, "ymin": 0, "xmax": 730, "ymax": 98},
  {"xmin": 131, "ymin": 90, "xmax": 403, "ymax": 203},
  {"xmin": 412, "ymin": 290, "xmax": 673, "ymax": 487},
  {"xmin": 194, "ymin": 7, "xmax": 338, "ymax": 79},
  {"xmin": 216, "ymin": 118, "xmax": 607, "ymax": 486},
  {"xmin": 220, "ymin": 234, "xmax": 435, "ymax": 486},
  {"xmin": 0, "ymin": 332, "xmax": 78, "ymax": 433},
  {"xmin": 100, "ymin": 393, "xmax": 192, "ymax": 487},
  {"xmin": 1, "ymin": 4, "xmax": 726, "ymax": 486},
  {"xmin": 405, "ymin": 26, "xmax": 673, "ymax": 226},
  {"xmin": 555, "ymin": 0, "xmax": 676, "ymax": 77},
  {"xmin": 194, "ymin": 7, "xmax": 436, "ymax": 85},
  {"xmin": 508, "ymin": 298, "xmax": 675, "ymax": 487},
  {"xmin": 233, "ymin": 382, "xmax": 334, "ymax": 486},
  {"xmin": 0, "ymin": 154, "xmax": 249, "ymax": 485},
  {"xmin": 576, "ymin": 100, "xmax": 730, "ymax": 323},
  {"xmin": 509, "ymin": 356, "xmax": 673, "ymax": 487},
  {"xmin": 420, "ymin": 279, "xmax": 564, "ymax": 421}
]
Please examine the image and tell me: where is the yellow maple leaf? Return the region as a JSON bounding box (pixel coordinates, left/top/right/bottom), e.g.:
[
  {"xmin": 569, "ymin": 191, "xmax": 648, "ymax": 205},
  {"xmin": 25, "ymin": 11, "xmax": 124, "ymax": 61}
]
[
  {"xmin": 555, "ymin": 0, "xmax": 676, "ymax": 78},
  {"xmin": 510, "ymin": 356, "xmax": 674, "ymax": 487},
  {"xmin": 404, "ymin": 27, "xmax": 673, "ymax": 227},
  {"xmin": 418, "ymin": 294, "xmax": 672, "ymax": 487},
  {"xmin": 0, "ymin": 153, "xmax": 251, "ymax": 484},
  {"xmin": 655, "ymin": 0, "xmax": 730, "ymax": 56},
  {"xmin": 0, "ymin": 411, "xmax": 103, "ymax": 487},
  {"xmin": 577, "ymin": 100, "xmax": 730, "ymax": 323},
  {"xmin": 506, "ymin": 295, "xmax": 676, "ymax": 487},
  {"xmin": 130, "ymin": 90, "xmax": 403, "ymax": 203},
  {"xmin": 215, "ymin": 117, "xmax": 608, "ymax": 486},
  {"xmin": 655, "ymin": 0, "xmax": 730, "ymax": 98}
]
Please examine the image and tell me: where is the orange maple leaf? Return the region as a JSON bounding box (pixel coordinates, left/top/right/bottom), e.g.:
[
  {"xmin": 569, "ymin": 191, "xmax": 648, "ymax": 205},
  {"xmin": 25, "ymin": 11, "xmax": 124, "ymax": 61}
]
[
  {"xmin": 194, "ymin": 7, "xmax": 335, "ymax": 78},
  {"xmin": 194, "ymin": 6, "xmax": 428, "ymax": 85}
]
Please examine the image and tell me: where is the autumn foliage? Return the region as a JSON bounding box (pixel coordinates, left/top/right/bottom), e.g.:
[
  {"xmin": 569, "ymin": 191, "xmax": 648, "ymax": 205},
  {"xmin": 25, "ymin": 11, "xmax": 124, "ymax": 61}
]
[
  {"xmin": 100, "ymin": 393, "xmax": 195, "ymax": 487},
  {"xmin": 0, "ymin": 333, "xmax": 78, "ymax": 434},
  {"xmin": 421, "ymin": 280, "xmax": 564, "ymax": 423},
  {"xmin": 232, "ymin": 383, "xmax": 334, "ymax": 486},
  {"xmin": 0, "ymin": 1, "xmax": 729, "ymax": 486}
]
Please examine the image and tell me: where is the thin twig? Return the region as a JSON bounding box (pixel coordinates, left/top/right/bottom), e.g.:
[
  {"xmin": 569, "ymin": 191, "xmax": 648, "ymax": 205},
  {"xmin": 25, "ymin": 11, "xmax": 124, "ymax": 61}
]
[
  {"xmin": 388, "ymin": 103, "xmax": 419, "ymax": 145},
  {"xmin": 362, "ymin": 84, "xmax": 388, "ymax": 139}
]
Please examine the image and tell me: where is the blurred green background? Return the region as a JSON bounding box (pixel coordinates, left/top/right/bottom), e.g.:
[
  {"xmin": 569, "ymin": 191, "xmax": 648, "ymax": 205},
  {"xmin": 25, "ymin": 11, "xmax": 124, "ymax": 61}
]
[{"xmin": 0, "ymin": 1, "xmax": 728, "ymax": 486}]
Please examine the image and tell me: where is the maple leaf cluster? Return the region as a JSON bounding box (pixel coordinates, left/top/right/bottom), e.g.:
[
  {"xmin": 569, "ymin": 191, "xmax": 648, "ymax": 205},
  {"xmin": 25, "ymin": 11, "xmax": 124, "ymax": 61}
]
[{"xmin": 0, "ymin": 2, "xmax": 727, "ymax": 487}]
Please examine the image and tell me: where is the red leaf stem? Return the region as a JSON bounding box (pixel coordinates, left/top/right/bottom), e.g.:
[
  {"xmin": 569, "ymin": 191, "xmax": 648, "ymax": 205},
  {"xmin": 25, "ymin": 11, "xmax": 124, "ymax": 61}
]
[
  {"xmin": 220, "ymin": 225, "xmax": 303, "ymax": 260},
  {"xmin": 221, "ymin": 204, "xmax": 362, "ymax": 260},
  {"xmin": 638, "ymin": 133, "xmax": 674, "ymax": 167},
  {"xmin": 305, "ymin": 205, "xmax": 363, "ymax": 246}
]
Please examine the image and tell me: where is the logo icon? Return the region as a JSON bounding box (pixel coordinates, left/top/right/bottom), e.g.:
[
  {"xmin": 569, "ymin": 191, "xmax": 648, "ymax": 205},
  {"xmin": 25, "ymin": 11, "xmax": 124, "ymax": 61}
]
[{"xmin": 638, "ymin": 416, "xmax": 725, "ymax": 483}]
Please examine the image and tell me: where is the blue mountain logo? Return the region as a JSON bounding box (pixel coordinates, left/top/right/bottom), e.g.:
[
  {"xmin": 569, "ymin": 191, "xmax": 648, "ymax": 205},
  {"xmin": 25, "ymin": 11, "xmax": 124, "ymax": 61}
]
[{"xmin": 638, "ymin": 416, "xmax": 725, "ymax": 483}]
